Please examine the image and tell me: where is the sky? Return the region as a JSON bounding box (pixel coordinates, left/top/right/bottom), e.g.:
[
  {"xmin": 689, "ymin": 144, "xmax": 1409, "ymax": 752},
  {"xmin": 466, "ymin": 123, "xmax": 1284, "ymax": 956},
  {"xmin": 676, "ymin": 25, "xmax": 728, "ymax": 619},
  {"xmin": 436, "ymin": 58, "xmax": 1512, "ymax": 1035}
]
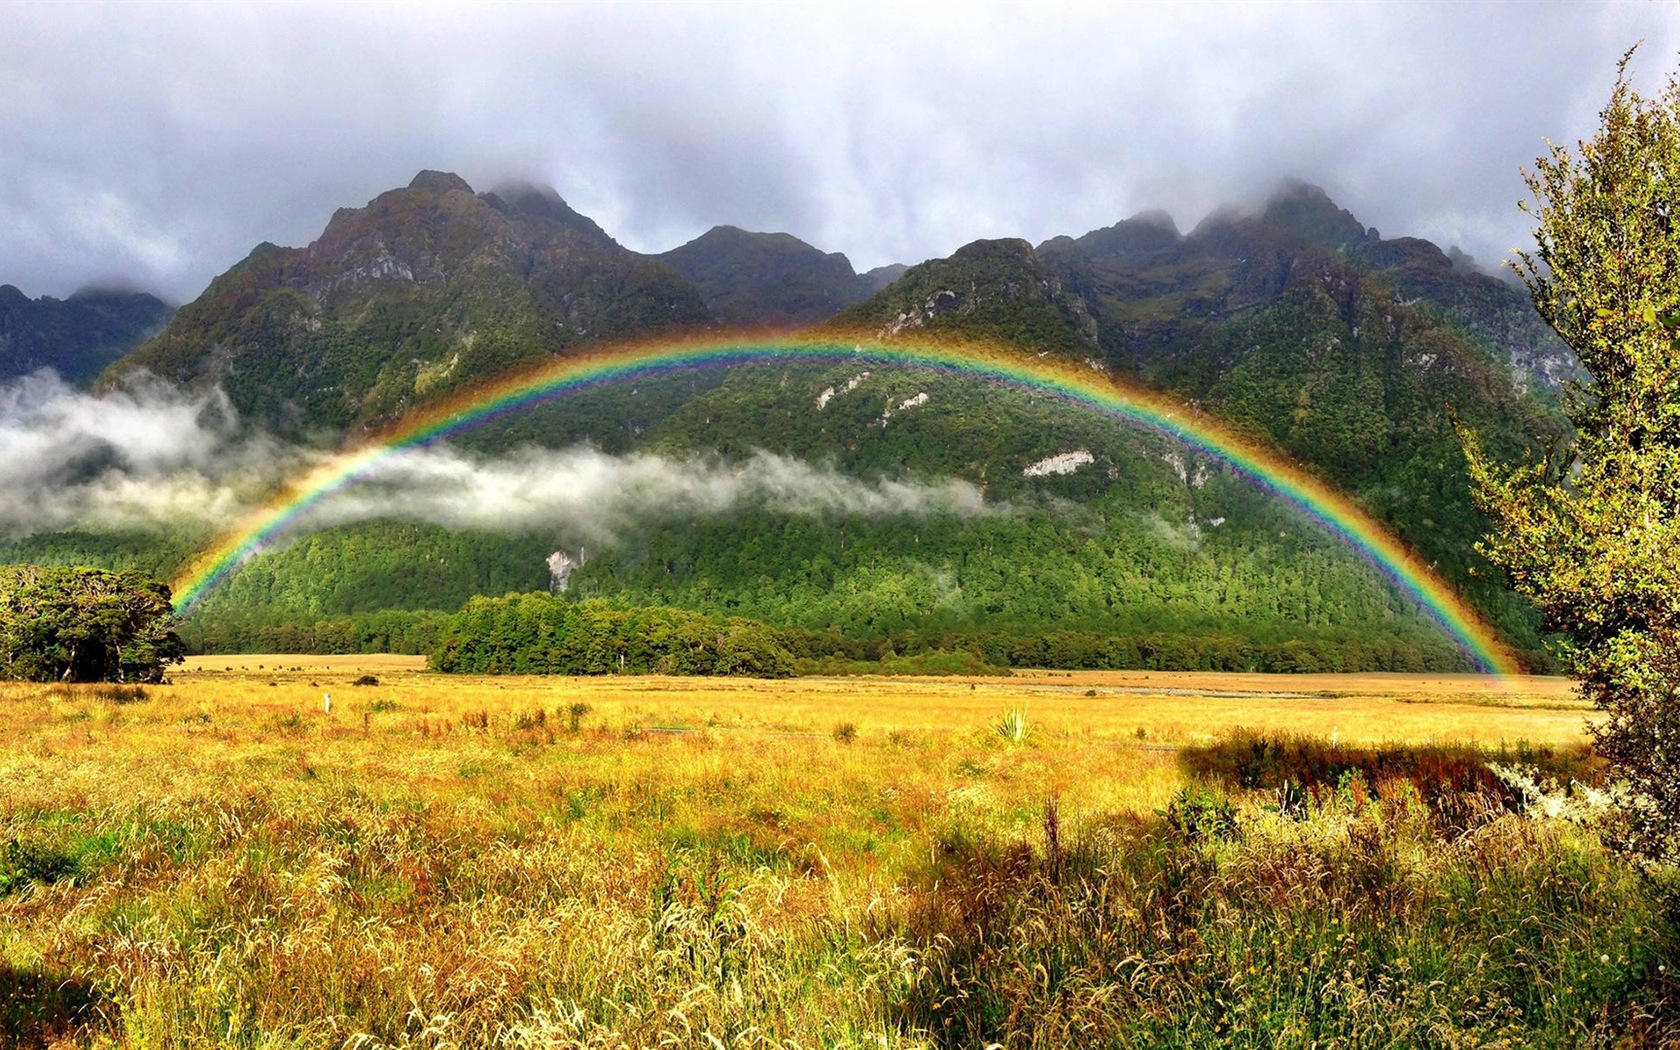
[{"xmin": 2, "ymin": 1, "xmax": 1676, "ymax": 303}]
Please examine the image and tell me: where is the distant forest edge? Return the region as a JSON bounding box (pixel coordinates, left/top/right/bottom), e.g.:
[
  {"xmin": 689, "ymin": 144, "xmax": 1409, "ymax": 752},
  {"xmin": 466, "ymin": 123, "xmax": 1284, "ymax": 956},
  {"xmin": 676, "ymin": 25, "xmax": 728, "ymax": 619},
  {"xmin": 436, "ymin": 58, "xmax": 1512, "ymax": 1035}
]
[
  {"xmin": 1, "ymin": 490, "xmax": 1499, "ymax": 674},
  {"xmin": 194, "ymin": 595, "xmax": 1469, "ymax": 677}
]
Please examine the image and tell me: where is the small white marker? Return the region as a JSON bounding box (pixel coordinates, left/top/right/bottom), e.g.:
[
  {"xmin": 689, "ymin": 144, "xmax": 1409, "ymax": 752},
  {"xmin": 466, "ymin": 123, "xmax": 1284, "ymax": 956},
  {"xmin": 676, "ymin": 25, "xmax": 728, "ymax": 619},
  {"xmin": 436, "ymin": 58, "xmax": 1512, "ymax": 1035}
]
[{"xmin": 324, "ymin": 693, "xmax": 332, "ymax": 714}]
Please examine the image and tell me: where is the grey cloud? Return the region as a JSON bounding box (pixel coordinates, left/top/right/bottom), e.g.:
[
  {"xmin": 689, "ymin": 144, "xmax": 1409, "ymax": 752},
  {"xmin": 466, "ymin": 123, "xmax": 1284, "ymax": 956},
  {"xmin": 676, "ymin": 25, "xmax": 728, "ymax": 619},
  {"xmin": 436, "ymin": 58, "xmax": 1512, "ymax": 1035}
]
[
  {"xmin": 1, "ymin": 2, "xmax": 1676, "ymax": 301},
  {"xmin": 0, "ymin": 373, "xmax": 989, "ymax": 541}
]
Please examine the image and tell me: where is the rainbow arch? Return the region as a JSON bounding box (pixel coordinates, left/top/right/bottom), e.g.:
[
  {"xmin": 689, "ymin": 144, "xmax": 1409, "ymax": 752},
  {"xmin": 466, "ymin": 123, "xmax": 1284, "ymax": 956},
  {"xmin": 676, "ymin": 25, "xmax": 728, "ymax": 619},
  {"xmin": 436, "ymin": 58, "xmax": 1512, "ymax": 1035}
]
[{"xmin": 170, "ymin": 333, "xmax": 1521, "ymax": 676}]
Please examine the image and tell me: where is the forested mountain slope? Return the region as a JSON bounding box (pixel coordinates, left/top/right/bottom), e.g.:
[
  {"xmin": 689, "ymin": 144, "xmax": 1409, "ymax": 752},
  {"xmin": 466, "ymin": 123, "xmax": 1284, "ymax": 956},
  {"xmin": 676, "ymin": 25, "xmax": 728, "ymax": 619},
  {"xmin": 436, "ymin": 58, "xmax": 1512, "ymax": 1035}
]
[{"xmin": 814, "ymin": 183, "xmax": 1570, "ymax": 654}]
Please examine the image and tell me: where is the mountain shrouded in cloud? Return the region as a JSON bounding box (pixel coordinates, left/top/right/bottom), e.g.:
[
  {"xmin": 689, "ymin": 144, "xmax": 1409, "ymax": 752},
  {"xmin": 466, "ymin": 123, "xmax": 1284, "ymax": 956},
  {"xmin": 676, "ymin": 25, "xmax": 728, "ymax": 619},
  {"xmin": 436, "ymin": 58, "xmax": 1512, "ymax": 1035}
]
[{"xmin": 0, "ymin": 167, "xmax": 1573, "ymax": 669}]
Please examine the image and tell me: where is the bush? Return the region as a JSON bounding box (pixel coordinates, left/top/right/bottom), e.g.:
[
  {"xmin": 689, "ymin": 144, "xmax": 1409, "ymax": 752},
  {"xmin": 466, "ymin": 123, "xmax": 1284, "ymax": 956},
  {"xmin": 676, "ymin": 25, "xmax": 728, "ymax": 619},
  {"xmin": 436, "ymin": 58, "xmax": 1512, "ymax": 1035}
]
[{"xmin": 1162, "ymin": 786, "xmax": 1242, "ymax": 843}]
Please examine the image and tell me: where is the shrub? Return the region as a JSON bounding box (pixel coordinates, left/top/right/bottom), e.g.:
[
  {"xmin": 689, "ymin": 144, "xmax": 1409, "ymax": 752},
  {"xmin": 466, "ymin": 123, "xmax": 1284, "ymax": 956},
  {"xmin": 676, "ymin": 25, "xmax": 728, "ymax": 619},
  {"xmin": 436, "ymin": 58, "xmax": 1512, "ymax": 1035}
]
[{"xmin": 430, "ymin": 594, "xmax": 794, "ymax": 678}]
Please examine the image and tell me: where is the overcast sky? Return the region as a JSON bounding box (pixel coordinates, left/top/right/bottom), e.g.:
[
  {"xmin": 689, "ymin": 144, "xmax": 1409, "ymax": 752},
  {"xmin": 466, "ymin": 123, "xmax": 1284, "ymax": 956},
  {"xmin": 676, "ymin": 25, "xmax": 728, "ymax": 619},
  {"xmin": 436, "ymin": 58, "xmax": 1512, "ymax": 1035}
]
[{"xmin": 2, "ymin": 1, "xmax": 1676, "ymax": 303}]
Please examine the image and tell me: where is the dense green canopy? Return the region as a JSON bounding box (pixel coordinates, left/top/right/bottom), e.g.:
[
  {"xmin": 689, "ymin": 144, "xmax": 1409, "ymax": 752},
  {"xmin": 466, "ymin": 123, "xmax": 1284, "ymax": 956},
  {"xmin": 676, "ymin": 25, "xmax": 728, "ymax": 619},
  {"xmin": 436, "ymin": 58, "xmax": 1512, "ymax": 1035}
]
[{"xmin": 0, "ymin": 565, "xmax": 184, "ymax": 683}]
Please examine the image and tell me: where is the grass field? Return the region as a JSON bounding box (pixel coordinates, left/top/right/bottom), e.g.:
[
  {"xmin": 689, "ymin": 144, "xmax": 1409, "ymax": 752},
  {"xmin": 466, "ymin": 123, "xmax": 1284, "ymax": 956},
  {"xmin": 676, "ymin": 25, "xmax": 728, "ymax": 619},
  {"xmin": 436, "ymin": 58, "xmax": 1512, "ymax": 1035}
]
[{"xmin": 1, "ymin": 663, "xmax": 1672, "ymax": 1048}]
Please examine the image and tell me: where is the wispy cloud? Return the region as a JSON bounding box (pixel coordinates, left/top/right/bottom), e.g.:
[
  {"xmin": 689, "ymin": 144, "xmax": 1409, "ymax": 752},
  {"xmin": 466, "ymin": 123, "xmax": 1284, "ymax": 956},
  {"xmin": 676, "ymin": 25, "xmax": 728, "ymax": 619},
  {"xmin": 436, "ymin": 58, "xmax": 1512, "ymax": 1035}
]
[{"xmin": 0, "ymin": 371, "xmax": 989, "ymax": 541}]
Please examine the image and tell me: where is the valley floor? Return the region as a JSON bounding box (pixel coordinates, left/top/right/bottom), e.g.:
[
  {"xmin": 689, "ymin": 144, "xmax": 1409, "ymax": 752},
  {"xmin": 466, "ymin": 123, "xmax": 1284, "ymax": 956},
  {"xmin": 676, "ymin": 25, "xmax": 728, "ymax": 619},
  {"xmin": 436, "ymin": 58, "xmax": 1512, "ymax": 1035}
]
[
  {"xmin": 2, "ymin": 665, "xmax": 1670, "ymax": 1048},
  {"xmin": 179, "ymin": 656, "xmax": 1592, "ymax": 747}
]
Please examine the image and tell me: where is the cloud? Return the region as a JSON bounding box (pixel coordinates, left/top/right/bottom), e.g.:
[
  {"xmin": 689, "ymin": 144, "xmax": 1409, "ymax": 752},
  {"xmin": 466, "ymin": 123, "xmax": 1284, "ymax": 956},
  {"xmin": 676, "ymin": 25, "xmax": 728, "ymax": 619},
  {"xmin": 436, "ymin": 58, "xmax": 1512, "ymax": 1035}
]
[
  {"xmin": 0, "ymin": 371, "xmax": 291, "ymax": 533},
  {"xmin": 299, "ymin": 444, "xmax": 989, "ymax": 543},
  {"xmin": 1, "ymin": 3, "xmax": 1676, "ymax": 302},
  {"xmin": 0, "ymin": 372, "xmax": 989, "ymax": 542}
]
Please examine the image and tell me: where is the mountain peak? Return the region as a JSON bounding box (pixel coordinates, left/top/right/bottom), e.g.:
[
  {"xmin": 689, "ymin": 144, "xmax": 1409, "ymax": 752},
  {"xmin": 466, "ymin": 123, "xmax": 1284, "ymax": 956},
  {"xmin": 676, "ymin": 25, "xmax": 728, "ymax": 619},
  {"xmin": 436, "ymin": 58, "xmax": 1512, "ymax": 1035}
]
[
  {"xmin": 660, "ymin": 225, "xmax": 865, "ymax": 327},
  {"xmin": 1127, "ymin": 209, "xmax": 1179, "ymax": 234},
  {"xmin": 1262, "ymin": 179, "xmax": 1374, "ymax": 251},
  {"xmin": 1048, "ymin": 210, "xmax": 1182, "ymax": 260},
  {"xmin": 485, "ymin": 180, "xmax": 617, "ymax": 247},
  {"xmin": 407, "ymin": 170, "xmax": 474, "ymax": 195}
]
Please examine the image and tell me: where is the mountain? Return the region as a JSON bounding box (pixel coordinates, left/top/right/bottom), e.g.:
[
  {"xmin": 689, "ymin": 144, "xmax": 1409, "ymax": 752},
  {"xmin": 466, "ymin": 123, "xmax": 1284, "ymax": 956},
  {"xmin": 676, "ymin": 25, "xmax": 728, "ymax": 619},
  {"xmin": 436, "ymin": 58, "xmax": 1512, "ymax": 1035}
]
[
  {"xmin": 103, "ymin": 171, "xmax": 713, "ymax": 435},
  {"xmin": 814, "ymin": 181, "xmax": 1571, "ymax": 652},
  {"xmin": 0, "ymin": 285, "xmax": 173, "ymax": 385},
  {"xmin": 824, "ymin": 237, "xmax": 1101, "ymax": 355},
  {"xmin": 659, "ymin": 226, "xmax": 875, "ymax": 327},
  {"xmin": 44, "ymin": 176, "xmax": 1573, "ymax": 670},
  {"xmin": 1037, "ymin": 181, "xmax": 1576, "ymax": 393}
]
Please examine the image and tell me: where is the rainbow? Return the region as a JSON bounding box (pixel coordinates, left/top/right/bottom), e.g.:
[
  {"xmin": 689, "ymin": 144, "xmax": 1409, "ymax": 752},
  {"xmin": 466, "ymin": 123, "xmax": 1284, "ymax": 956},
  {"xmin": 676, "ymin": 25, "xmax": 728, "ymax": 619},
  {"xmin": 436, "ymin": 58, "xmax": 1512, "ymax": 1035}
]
[{"xmin": 170, "ymin": 333, "xmax": 1521, "ymax": 676}]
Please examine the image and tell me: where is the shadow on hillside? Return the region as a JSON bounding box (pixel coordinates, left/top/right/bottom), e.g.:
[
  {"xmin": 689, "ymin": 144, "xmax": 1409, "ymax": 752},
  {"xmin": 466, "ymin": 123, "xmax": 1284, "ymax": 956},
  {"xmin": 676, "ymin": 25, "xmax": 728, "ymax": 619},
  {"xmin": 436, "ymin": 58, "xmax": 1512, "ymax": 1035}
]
[{"xmin": 0, "ymin": 963, "xmax": 109, "ymax": 1049}]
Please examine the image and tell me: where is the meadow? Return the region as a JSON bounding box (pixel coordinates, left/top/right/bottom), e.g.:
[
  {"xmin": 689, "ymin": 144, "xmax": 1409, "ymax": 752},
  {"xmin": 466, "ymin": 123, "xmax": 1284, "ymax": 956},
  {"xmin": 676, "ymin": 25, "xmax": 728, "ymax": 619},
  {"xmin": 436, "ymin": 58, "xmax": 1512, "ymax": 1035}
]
[{"xmin": 1, "ymin": 662, "xmax": 1674, "ymax": 1048}]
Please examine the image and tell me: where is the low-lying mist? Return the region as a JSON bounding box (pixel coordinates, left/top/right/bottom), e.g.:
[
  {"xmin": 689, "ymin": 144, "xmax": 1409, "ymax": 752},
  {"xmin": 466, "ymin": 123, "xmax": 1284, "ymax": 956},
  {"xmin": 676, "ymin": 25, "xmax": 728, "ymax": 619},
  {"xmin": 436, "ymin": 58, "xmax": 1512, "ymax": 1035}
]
[{"xmin": 0, "ymin": 371, "xmax": 992, "ymax": 543}]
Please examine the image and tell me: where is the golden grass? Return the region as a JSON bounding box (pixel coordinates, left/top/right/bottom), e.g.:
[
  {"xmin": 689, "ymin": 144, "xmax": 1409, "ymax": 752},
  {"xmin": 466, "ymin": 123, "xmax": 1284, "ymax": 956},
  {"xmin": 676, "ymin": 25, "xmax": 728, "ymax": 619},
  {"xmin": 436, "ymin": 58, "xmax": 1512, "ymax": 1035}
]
[
  {"xmin": 178, "ymin": 657, "xmax": 1593, "ymax": 747},
  {"xmin": 0, "ymin": 664, "xmax": 1600, "ymax": 1048}
]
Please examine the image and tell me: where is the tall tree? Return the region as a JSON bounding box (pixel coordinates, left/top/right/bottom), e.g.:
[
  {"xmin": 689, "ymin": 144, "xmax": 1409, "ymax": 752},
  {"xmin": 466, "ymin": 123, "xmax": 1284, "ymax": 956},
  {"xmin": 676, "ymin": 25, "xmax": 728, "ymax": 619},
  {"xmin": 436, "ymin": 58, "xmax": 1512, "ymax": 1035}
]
[
  {"xmin": 0, "ymin": 565, "xmax": 184, "ymax": 683},
  {"xmin": 1461, "ymin": 51, "xmax": 1680, "ymax": 874}
]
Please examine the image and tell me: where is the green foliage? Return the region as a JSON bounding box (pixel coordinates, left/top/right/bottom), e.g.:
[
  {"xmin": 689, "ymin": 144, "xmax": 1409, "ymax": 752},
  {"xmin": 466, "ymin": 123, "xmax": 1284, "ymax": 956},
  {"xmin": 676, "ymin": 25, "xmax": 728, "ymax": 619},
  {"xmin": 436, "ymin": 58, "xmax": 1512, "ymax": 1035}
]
[
  {"xmin": 174, "ymin": 520, "xmax": 548, "ymax": 653},
  {"xmin": 1463, "ymin": 53, "xmax": 1680, "ymax": 872},
  {"xmin": 1161, "ymin": 785, "xmax": 1242, "ymax": 843},
  {"xmin": 0, "ymin": 838, "xmax": 80, "ymax": 896},
  {"xmin": 0, "ymin": 565, "xmax": 183, "ymax": 683},
  {"xmin": 430, "ymin": 593, "xmax": 795, "ymax": 678}
]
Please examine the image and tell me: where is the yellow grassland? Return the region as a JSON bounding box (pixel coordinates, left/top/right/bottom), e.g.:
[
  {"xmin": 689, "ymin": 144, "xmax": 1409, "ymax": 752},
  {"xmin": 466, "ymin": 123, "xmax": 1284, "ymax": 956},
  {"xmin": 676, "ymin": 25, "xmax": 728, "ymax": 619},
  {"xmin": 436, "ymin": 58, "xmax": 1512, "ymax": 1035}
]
[
  {"xmin": 0, "ymin": 664, "xmax": 1597, "ymax": 1047},
  {"xmin": 178, "ymin": 655, "xmax": 1592, "ymax": 746}
]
